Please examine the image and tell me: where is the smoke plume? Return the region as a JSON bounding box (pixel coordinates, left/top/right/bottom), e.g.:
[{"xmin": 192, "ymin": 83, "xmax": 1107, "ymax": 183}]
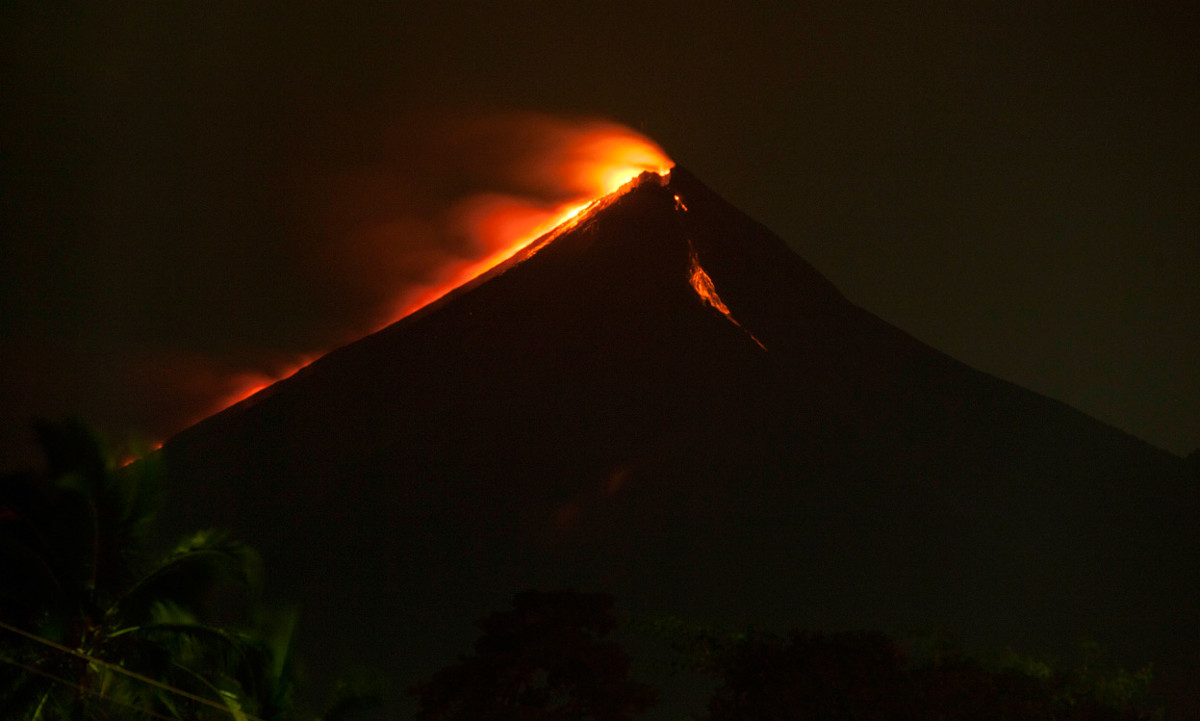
[{"xmin": 164, "ymin": 111, "xmax": 669, "ymax": 441}]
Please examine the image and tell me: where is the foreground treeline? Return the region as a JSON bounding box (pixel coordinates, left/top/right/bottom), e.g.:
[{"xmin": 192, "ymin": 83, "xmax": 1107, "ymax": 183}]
[
  {"xmin": 414, "ymin": 590, "xmax": 1161, "ymax": 721},
  {"xmin": 0, "ymin": 421, "xmax": 1176, "ymax": 720},
  {"xmin": 0, "ymin": 421, "xmax": 376, "ymax": 720}
]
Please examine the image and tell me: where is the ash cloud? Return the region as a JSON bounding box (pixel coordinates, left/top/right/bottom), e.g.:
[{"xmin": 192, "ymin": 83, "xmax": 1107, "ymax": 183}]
[
  {"xmin": 0, "ymin": 108, "xmax": 665, "ymax": 465},
  {"xmin": 293, "ymin": 109, "xmax": 666, "ymax": 333}
]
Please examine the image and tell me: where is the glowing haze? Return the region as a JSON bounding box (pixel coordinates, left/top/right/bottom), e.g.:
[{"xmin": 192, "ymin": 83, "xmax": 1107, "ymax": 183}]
[
  {"xmin": 203, "ymin": 115, "xmax": 672, "ymax": 425},
  {"xmin": 388, "ymin": 123, "xmax": 673, "ymax": 323}
]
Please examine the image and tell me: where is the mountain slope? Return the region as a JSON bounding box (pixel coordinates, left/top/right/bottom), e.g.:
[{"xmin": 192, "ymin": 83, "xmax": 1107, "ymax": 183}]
[{"xmin": 161, "ymin": 168, "xmax": 1197, "ymax": 712}]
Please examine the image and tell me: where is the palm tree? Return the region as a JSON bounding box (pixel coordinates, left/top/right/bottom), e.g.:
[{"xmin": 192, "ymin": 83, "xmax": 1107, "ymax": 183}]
[{"xmin": 1, "ymin": 419, "xmax": 294, "ymax": 720}]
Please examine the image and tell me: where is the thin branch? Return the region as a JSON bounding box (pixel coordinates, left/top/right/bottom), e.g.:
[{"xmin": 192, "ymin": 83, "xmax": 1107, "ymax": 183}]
[
  {"xmin": 0, "ymin": 655, "xmax": 180, "ymax": 721},
  {"xmin": 0, "ymin": 619, "xmax": 265, "ymax": 721}
]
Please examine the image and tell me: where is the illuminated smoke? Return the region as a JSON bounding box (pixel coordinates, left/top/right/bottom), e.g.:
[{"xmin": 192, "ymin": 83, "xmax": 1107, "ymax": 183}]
[
  {"xmin": 359, "ymin": 113, "xmax": 673, "ymax": 326},
  {"xmin": 175, "ymin": 112, "xmax": 672, "ymax": 427}
]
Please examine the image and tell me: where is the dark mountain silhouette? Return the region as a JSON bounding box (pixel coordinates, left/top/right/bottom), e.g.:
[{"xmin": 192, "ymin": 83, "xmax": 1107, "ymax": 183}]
[{"xmin": 159, "ymin": 168, "xmax": 1197, "ymax": 714}]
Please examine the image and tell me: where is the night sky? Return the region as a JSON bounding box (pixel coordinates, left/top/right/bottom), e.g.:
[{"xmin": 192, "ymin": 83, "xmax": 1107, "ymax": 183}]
[{"xmin": 2, "ymin": 1, "xmax": 1197, "ymax": 471}]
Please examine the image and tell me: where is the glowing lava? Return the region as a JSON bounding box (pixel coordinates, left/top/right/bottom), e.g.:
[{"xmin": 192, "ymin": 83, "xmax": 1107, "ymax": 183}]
[
  {"xmin": 216, "ymin": 124, "xmax": 672, "ymax": 419},
  {"xmin": 210, "ymin": 365, "xmax": 307, "ymax": 416},
  {"xmin": 390, "ymin": 127, "xmax": 673, "ymax": 322},
  {"xmin": 688, "ymin": 250, "xmax": 735, "ymax": 317},
  {"xmin": 123, "ymin": 120, "xmax": 672, "ymax": 466},
  {"xmin": 687, "ymin": 242, "xmax": 767, "ymax": 351}
]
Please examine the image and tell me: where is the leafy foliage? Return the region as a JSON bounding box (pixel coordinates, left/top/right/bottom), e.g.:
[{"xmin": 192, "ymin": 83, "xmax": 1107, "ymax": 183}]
[
  {"xmin": 637, "ymin": 618, "xmax": 1161, "ymax": 721},
  {"xmin": 315, "ymin": 665, "xmax": 385, "ymax": 721},
  {"xmin": 412, "ymin": 590, "xmax": 658, "ymax": 721},
  {"xmin": 630, "ymin": 615, "xmax": 747, "ymax": 678},
  {"xmin": 0, "ymin": 419, "xmax": 293, "ymax": 720}
]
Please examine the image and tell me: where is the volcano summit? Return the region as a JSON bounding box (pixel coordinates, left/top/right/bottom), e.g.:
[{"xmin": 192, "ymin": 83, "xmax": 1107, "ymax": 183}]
[{"xmin": 161, "ymin": 168, "xmax": 1197, "ymax": 712}]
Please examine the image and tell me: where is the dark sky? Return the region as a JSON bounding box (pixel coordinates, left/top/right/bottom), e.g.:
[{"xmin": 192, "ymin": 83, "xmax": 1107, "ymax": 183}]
[{"xmin": 2, "ymin": 1, "xmax": 1197, "ymax": 470}]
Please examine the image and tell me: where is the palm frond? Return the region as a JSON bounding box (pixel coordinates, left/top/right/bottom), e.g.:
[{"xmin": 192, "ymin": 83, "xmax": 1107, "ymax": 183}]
[
  {"xmin": 7, "ymin": 421, "xmax": 290, "ymax": 721},
  {"xmin": 167, "ymin": 663, "xmax": 256, "ymax": 721},
  {"xmin": 109, "ymin": 529, "xmax": 263, "ymax": 626},
  {"xmin": 253, "ymin": 606, "xmax": 301, "ymax": 717},
  {"xmin": 0, "ymin": 654, "xmax": 58, "ymax": 721},
  {"xmin": 28, "ymin": 419, "xmax": 161, "ymax": 608},
  {"xmin": 139, "ymin": 601, "xmax": 260, "ymax": 671},
  {"xmin": 132, "ymin": 601, "xmax": 297, "ymax": 717}
]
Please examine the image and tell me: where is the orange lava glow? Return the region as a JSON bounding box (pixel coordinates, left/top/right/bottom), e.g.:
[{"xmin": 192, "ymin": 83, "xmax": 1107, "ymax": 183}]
[
  {"xmin": 210, "ymin": 356, "xmax": 318, "ymax": 413},
  {"xmin": 689, "ymin": 256, "xmax": 734, "ymax": 317},
  {"xmin": 110, "ymin": 122, "xmax": 674, "ymax": 471},
  {"xmin": 687, "ymin": 242, "xmax": 767, "ymax": 351},
  {"xmin": 122, "ymin": 125, "xmax": 670, "ymax": 466},
  {"xmin": 118, "ymin": 441, "xmax": 162, "ymax": 468},
  {"xmin": 389, "ymin": 127, "xmax": 672, "ymax": 323},
  {"xmin": 565, "ymin": 133, "xmax": 677, "ymax": 196},
  {"xmin": 206, "ymin": 123, "xmax": 671, "ymax": 429},
  {"xmin": 388, "ymin": 197, "xmax": 592, "ymax": 321}
]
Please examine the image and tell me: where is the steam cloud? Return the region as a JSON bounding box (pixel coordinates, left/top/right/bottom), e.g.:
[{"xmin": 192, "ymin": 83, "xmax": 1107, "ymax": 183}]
[
  {"xmin": 305, "ymin": 111, "xmax": 669, "ymax": 331},
  {"xmin": 0, "ymin": 108, "xmax": 667, "ymax": 463},
  {"xmin": 148, "ymin": 111, "xmax": 668, "ymax": 443}
]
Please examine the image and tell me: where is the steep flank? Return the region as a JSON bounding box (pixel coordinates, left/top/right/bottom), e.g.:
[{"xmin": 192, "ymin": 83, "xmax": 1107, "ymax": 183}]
[{"xmin": 160, "ymin": 168, "xmax": 1198, "ymax": 718}]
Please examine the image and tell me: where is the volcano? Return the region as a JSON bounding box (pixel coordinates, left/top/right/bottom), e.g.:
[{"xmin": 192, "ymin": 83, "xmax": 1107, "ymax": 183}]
[{"xmin": 161, "ymin": 168, "xmax": 1197, "ymax": 713}]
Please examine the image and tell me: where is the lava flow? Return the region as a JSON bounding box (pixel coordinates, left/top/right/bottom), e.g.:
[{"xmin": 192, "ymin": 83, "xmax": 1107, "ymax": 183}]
[
  {"xmin": 389, "ymin": 128, "xmax": 673, "ymax": 322},
  {"xmin": 688, "ymin": 241, "xmax": 768, "ymax": 351},
  {"xmin": 208, "ymin": 123, "xmax": 672, "ymax": 420}
]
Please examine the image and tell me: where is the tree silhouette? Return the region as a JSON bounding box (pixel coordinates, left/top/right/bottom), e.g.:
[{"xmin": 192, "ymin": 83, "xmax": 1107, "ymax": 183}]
[
  {"xmin": 687, "ymin": 629, "xmax": 1155, "ymax": 721},
  {"xmin": 412, "ymin": 590, "xmax": 658, "ymax": 721},
  {"xmin": 0, "ymin": 419, "xmax": 294, "ymax": 720}
]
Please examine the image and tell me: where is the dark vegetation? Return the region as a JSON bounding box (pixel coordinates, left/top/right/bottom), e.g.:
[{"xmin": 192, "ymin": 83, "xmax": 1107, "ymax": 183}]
[
  {"xmin": 0, "ymin": 420, "xmax": 376, "ymax": 720},
  {"xmin": 0, "ymin": 421, "xmax": 1177, "ymax": 720},
  {"xmin": 414, "ymin": 594, "xmax": 1162, "ymax": 721},
  {"xmin": 640, "ymin": 618, "xmax": 1160, "ymax": 721},
  {"xmin": 411, "ymin": 590, "xmax": 657, "ymax": 721},
  {"xmin": 158, "ymin": 169, "xmax": 1199, "ymax": 716}
]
